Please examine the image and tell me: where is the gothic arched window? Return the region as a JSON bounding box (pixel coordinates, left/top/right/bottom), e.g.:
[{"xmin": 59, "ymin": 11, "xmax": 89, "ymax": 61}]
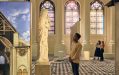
[
  {"xmin": 40, "ymin": 0, "xmax": 55, "ymax": 34},
  {"xmin": 65, "ymin": 0, "xmax": 80, "ymax": 34},
  {"xmin": 90, "ymin": 0, "xmax": 104, "ymax": 34}
]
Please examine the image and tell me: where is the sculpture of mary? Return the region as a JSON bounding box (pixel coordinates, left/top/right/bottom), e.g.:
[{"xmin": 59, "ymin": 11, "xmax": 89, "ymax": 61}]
[{"xmin": 37, "ymin": 9, "xmax": 50, "ymax": 63}]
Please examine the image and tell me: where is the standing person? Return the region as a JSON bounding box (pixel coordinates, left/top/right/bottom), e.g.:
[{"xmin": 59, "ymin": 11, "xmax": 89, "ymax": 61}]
[
  {"xmin": 94, "ymin": 40, "xmax": 101, "ymax": 60},
  {"xmin": 0, "ymin": 50, "xmax": 5, "ymax": 65},
  {"xmin": 0, "ymin": 50, "xmax": 5, "ymax": 75},
  {"xmin": 100, "ymin": 41, "xmax": 105, "ymax": 61},
  {"xmin": 0, "ymin": 49, "xmax": 9, "ymax": 75},
  {"xmin": 69, "ymin": 33, "xmax": 82, "ymax": 75}
]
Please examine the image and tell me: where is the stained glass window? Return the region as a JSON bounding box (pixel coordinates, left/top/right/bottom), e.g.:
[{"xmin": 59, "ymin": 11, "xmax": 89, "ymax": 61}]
[
  {"xmin": 90, "ymin": 0, "xmax": 104, "ymax": 34},
  {"xmin": 65, "ymin": 0, "xmax": 80, "ymax": 34},
  {"xmin": 40, "ymin": 0, "xmax": 55, "ymax": 34}
]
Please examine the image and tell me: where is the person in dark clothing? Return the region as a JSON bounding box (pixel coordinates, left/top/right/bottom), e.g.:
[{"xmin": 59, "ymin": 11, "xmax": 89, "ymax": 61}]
[
  {"xmin": 100, "ymin": 41, "xmax": 105, "ymax": 61},
  {"xmin": 0, "ymin": 49, "xmax": 10, "ymax": 75},
  {"xmin": 94, "ymin": 40, "xmax": 101, "ymax": 60}
]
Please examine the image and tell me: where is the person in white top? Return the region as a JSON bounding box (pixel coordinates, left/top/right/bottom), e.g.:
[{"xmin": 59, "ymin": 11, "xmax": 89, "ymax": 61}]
[
  {"xmin": 0, "ymin": 51, "xmax": 5, "ymax": 64},
  {"xmin": 0, "ymin": 49, "xmax": 10, "ymax": 75}
]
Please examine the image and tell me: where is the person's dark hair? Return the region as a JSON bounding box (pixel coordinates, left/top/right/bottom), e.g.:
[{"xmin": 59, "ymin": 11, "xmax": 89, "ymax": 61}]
[
  {"xmin": 0, "ymin": 50, "xmax": 3, "ymax": 56},
  {"xmin": 98, "ymin": 40, "xmax": 101, "ymax": 45},
  {"xmin": 75, "ymin": 33, "xmax": 81, "ymax": 39}
]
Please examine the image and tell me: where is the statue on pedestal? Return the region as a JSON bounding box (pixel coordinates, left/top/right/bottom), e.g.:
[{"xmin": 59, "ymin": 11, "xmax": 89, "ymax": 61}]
[{"xmin": 37, "ymin": 9, "xmax": 50, "ymax": 63}]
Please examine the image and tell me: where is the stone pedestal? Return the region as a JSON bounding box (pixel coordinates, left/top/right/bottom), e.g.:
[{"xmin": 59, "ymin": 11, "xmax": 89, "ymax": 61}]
[{"xmin": 35, "ymin": 63, "xmax": 51, "ymax": 75}]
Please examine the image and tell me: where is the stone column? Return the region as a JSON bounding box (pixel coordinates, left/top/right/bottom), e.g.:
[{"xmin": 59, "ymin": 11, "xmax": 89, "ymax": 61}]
[
  {"xmin": 31, "ymin": 0, "xmax": 38, "ymax": 60},
  {"xmin": 10, "ymin": 32, "xmax": 19, "ymax": 75},
  {"xmin": 81, "ymin": 0, "xmax": 90, "ymax": 59},
  {"xmin": 13, "ymin": 32, "xmax": 19, "ymax": 46},
  {"xmin": 115, "ymin": 2, "xmax": 119, "ymax": 75},
  {"xmin": 10, "ymin": 47, "xmax": 17, "ymax": 75},
  {"xmin": 54, "ymin": 0, "xmax": 66, "ymax": 58},
  {"xmin": 82, "ymin": 0, "xmax": 90, "ymax": 48},
  {"xmin": 109, "ymin": 6, "xmax": 115, "ymax": 54}
]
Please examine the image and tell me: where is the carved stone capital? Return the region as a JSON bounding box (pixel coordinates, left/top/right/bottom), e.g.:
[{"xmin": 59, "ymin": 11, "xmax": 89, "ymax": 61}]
[{"xmin": 16, "ymin": 46, "xmax": 30, "ymax": 56}]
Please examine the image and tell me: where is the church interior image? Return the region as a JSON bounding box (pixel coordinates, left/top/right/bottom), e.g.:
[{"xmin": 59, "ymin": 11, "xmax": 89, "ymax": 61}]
[{"xmin": 0, "ymin": 0, "xmax": 119, "ymax": 75}]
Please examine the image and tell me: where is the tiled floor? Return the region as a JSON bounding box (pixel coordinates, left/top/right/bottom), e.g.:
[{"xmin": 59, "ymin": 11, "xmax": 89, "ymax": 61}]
[{"xmin": 32, "ymin": 59, "xmax": 115, "ymax": 75}]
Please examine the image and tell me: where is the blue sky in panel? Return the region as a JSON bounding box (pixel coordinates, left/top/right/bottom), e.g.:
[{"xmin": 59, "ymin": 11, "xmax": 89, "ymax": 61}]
[{"xmin": 0, "ymin": 2, "xmax": 30, "ymax": 44}]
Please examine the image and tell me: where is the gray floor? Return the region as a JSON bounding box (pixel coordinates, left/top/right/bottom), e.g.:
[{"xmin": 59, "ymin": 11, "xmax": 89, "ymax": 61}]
[{"xmin": 32, "ymin": 59, "xmax": 115, "ymax": 75}]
